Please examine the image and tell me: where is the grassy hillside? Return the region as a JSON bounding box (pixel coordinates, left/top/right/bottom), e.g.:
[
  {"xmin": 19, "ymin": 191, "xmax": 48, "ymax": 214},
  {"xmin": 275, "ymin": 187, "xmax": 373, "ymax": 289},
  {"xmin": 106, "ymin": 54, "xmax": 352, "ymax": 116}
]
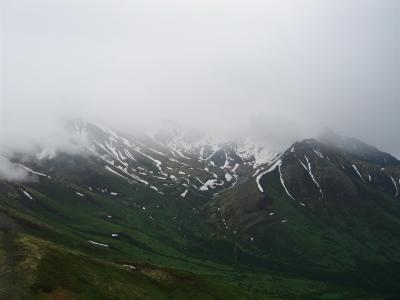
[{"xmin": 1, "ymin": 156, "xmax": 400, "ymax": 299}]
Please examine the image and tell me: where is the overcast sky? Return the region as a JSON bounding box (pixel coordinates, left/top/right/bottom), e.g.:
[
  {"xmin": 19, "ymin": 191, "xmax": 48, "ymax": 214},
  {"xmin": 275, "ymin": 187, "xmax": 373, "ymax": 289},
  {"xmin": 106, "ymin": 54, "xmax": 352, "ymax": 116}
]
[{"xmin": 1, "ymin": 0, "xmax": 399, "ymax": 156}]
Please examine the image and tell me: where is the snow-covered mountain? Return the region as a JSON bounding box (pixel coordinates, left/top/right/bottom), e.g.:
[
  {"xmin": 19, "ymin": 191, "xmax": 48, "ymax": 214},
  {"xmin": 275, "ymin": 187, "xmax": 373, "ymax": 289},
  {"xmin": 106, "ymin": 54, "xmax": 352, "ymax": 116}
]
[
  {"xmin": 2, "ymin": 119, "xmax": 400, "ymax": 298},
  {"xmin": 4, "ymin": 120, "xmax": 400, "ymax": 204},
  {"xmin": 75, "ymin": 120, "xmax": 287, "ymax": 196},
  {"xmin": 3, "ymin": 120, "xmax": 286, "ymax": 199}
]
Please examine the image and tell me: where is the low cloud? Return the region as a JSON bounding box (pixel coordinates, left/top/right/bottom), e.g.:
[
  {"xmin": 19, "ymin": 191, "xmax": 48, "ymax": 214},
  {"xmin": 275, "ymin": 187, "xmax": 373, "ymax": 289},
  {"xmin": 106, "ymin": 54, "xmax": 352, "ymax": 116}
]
[
  {"xmin": 1, "ymin": 0, "xmax": 399, "ymax": 156},
  {"xmin": 0, "ymin": 156, "xmax": 35, "ymax": 182}
]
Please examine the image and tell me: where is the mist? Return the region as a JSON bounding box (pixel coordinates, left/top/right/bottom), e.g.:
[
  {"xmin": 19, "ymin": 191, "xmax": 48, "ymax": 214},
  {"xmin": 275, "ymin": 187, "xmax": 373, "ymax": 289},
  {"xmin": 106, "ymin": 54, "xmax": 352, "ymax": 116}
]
[
  {"xmin": 1, "ymin": 0, "xmax": 399, "ymax": 156},
  {"xmin": 0, "ymin": 155, "xmax": 34, "ymax": 182}
]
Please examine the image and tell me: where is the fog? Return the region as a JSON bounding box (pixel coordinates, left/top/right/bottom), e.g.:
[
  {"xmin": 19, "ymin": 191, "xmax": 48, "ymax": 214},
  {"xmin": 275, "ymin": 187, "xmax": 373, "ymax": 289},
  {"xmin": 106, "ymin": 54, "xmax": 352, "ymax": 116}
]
[
  {"xmin": 1, "ymin": 0, "xmax": 399, "ymax": 157},
  {"xmin": 0, "ymin": 156, "xmax": 31, "ymax": 181}
]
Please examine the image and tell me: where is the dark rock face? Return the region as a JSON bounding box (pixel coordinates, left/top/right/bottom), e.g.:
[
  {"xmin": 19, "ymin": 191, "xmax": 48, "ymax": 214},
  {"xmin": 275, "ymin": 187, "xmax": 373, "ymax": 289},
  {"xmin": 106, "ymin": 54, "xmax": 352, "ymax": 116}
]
[
  {"xmin": 281, "ymin": 138, "xmax": 400, "ymax": 204},
  {"xmin": 207, "ymin": 136, "xmax": 400, "ymax": 274}
]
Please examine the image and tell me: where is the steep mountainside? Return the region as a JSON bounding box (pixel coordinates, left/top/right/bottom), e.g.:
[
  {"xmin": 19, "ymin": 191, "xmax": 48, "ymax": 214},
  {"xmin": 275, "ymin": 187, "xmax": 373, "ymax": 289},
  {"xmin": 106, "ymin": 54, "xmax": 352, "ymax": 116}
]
[
  {"xmin": 210, "ymin": 138, "xmax": 400, "ymax": 273},
  {"xmin": 1, "ymin": 121, "xmax": 400, "ymax": 299}
]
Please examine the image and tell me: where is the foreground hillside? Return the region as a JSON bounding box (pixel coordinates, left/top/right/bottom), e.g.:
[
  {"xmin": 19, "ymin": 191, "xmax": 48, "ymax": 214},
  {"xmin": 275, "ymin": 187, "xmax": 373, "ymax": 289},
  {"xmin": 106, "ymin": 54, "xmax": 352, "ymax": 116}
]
[{"xmin": 1, "ymin": 123, "xmax": 400, "ymax": 299}]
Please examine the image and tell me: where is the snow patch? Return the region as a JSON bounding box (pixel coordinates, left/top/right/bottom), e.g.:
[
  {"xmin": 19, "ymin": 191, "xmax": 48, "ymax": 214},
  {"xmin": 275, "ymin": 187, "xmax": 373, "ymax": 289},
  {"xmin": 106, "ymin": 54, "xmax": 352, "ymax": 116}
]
[
  {"xmin": 390, "ymin": 176, "xmax": 398, "ymax": 197},
  {"xmin": 123, "ymin": 264, "xmax": 137, "ymax": 270},
  {"xmin": 232, "ymin": 163, "xmax": 239, "ymax": 172},
  {"xmin": 352, "ymin": 164, "xmax": 366, "ymax": 182},
  {"xmin": 256, "ymin": 159, "xmax": 282, "ymax": 193},
  {"xmin": 20, "ymin": 188, "xmax": 33, "ymax": 200},
  {"xmin": 150, "ymin": 185, "xmax": 164, "ymax": 194},
  {"xmin": 313, "ymin": 149, "xmax": 324, "ymax": 158},
  {"xmin": 15, "ymin": 164, "xmax": 50, "ymax": 178},
  {"xmin": 225, "ymin": 173, "xmax": 233, "ymax": 182},
  {"xmin": 300, "ymin": 155, "xmax": 323, "ymax": 198},
  {"xmin": 88, "ymin": 240, "xmax": 109, "ymax": 248},
  {"xmin": 199, "ymin": 179, "xmax": 218, "ymax": 191},
  {"xmin": 105, "ymin": 166, "xmax": 129, "ymax": 180},
  {"xmin": 278, "ymin": 165, "xmax": 295, "ymax": 200}
]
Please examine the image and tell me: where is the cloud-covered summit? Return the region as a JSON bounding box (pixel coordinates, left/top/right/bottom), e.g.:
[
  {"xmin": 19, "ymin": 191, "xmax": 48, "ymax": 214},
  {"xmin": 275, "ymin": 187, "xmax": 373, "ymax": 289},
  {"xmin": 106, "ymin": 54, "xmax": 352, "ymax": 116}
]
[{"xmin": 1, "ymin": 0, "xmax": 399, "ymax": 156}]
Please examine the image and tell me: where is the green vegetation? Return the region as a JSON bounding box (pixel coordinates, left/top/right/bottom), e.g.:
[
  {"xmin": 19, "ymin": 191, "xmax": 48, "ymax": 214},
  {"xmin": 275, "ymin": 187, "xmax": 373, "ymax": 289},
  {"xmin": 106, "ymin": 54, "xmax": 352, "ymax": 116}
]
[{"xmin": 1, "ymin": 157, "xmax": 400, "ymax": 299}]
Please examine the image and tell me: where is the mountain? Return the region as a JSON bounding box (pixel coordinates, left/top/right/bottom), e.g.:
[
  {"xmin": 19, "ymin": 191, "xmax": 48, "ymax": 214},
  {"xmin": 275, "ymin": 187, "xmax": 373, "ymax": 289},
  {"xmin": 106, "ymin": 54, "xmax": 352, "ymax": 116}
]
[{"xmin": 1, "ymin": 121, "xmax": 400, "ymax": 299}]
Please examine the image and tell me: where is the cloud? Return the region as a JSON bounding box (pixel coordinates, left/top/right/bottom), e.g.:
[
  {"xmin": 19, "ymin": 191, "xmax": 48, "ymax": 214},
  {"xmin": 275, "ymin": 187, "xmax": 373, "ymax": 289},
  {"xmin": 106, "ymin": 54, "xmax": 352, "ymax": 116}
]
[
  {"xmin": 0, "ymin": 156, "xmax": 34, "ymax": 182},
  {"xmin": 1, "ymin": 0, "xmax": 399, "ymax": 156}
]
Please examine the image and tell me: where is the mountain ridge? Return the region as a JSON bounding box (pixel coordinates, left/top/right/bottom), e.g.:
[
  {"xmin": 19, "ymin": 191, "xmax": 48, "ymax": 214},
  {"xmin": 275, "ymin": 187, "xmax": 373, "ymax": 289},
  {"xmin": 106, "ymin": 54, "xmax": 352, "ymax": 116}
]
[{"xmin": 1, "ymin": 120, "xmax": 400, "ymax": 299}]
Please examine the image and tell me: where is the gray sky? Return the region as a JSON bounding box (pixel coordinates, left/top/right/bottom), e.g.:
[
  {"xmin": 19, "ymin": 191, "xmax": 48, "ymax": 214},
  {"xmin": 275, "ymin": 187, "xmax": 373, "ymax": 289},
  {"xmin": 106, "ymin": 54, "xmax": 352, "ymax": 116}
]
[{"xmin": 1, "ymin": 0, "xmax": 400, "ymax": 156}]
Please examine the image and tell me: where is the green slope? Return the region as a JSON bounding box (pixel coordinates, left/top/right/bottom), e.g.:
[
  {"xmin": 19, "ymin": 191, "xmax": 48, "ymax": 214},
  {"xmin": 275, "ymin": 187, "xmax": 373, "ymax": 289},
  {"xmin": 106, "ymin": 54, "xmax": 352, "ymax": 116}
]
[{"xmin": 1, "ymin": 145, "xmax": 400, "ymax": 299}]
